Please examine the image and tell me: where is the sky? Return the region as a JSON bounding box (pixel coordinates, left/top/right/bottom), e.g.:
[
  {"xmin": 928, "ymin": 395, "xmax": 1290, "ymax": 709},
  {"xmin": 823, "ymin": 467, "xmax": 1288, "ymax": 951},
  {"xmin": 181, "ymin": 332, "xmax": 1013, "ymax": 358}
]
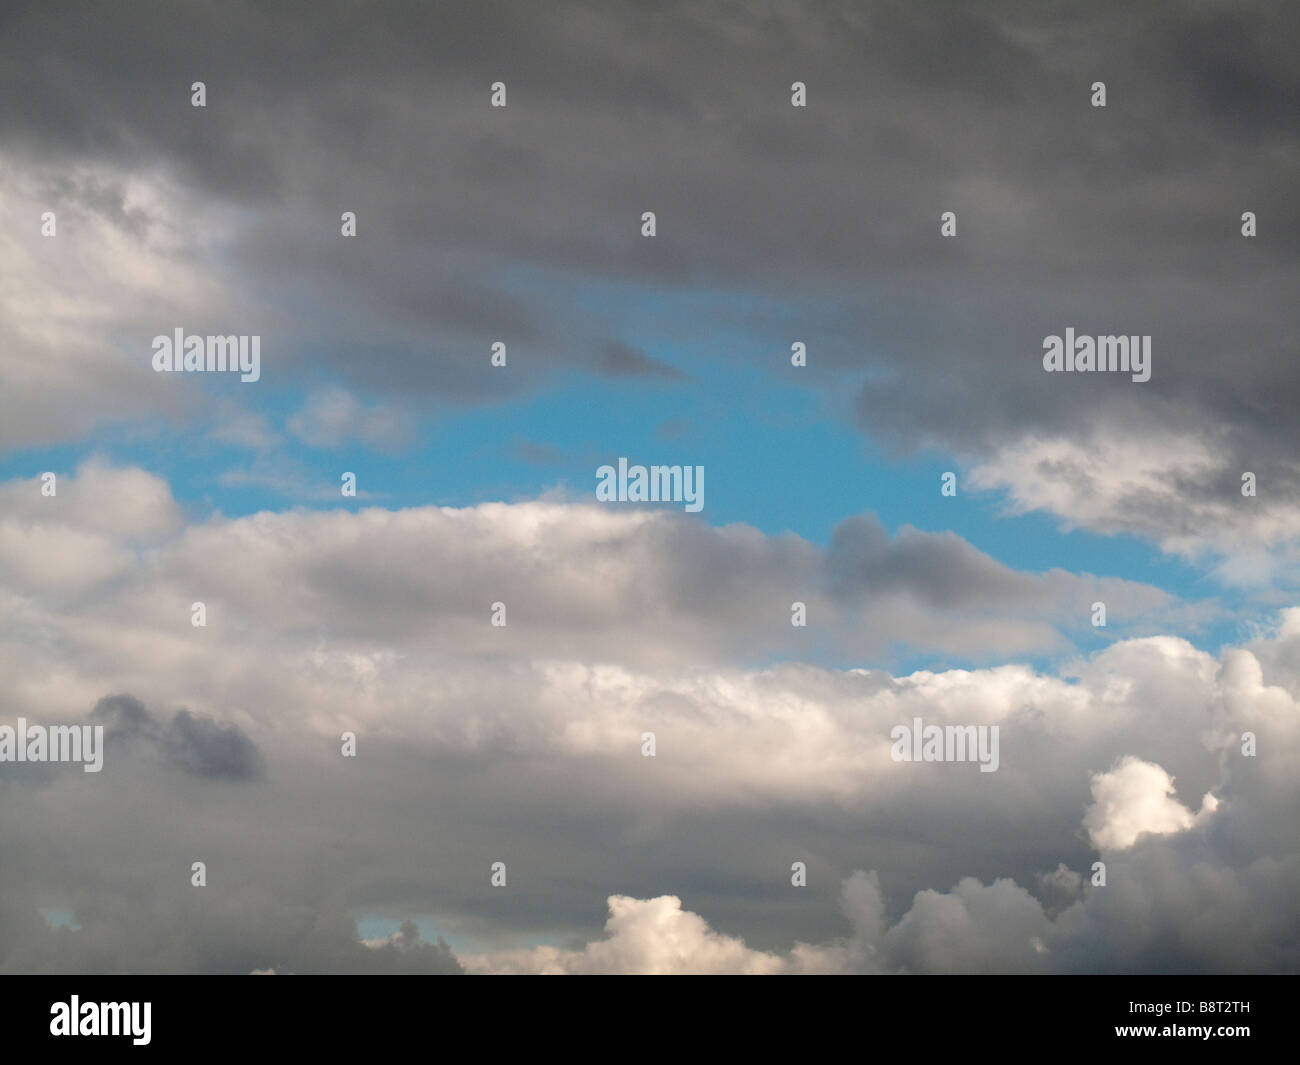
[{"xmin": 0, "ymin": 0, "xmax": 1298, "ymax": 974}]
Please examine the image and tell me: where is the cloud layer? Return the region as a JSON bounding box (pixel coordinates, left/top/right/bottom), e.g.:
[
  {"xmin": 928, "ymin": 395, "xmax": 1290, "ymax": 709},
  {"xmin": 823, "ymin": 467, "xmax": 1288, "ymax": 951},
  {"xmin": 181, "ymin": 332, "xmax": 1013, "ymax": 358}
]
[
  {"xmin": 2, "ymin": 0, "xmax": 1296, "ymax": 975},
  {"xmin": 1, "ymin": 464, "xmax": 1296, "ymax": 972},
  {"xmin": 2, "ymin": 0, "xmax": 1297, "ymax": 577}
]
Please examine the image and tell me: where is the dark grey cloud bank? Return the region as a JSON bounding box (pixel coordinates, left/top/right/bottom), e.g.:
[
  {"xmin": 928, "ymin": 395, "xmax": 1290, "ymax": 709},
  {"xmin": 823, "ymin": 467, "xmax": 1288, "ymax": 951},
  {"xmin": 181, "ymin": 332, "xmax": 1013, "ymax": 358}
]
[
  {"xmin": 3, "ymin": 0, "xmax": 1295, "ymax": 524},
  {"xmin": 91, "ymin": 694, "xmax": 263, "ymax": 781}
]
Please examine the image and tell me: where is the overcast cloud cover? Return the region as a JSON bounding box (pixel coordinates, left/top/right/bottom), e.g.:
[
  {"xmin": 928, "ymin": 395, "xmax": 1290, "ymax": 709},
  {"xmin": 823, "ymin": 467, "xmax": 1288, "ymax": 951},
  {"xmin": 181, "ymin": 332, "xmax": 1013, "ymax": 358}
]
[{"xmin": 0, "ymin": 0, "xmax": 1297, "ymax": 974}]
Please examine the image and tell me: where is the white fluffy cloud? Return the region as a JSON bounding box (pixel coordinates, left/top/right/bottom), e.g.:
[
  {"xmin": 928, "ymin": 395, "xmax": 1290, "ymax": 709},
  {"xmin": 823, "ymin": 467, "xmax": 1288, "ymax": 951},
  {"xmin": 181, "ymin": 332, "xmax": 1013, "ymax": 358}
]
[
  {"xmin": 1083, "ymin": 756, "xmax": 1215, "ymax": 851},
  {"xmin": 969, "ymin": 419, "xmax": 1300, "ymax": 587},
  {"xmin": 0, "ymin": 155, "xmax": 242, "ymax": 449},
  {"xmin": 464, "ymin": 894, "xmax": 791, "ymax": 975}
]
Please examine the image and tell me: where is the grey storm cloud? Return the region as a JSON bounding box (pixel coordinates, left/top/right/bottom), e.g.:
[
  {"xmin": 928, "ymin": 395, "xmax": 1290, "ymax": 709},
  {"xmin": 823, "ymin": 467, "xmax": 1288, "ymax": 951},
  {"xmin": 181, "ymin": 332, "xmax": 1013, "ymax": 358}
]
[
  {"xmin": 3, "ymin": 0, "xmax": 1295, "ymax": 513},
  {"xmin": 826, "ymin": 513, "xmax": 1044, "ymax": 608},
  {"xmin": 90, "ymin": 694, "xmax": 264, "ymax": 781}
]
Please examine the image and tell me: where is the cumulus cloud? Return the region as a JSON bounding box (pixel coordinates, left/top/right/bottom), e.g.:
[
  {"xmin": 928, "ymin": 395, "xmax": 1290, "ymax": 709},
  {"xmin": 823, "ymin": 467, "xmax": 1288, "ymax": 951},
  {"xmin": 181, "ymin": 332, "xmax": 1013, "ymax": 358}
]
[
  {"xmin": 1083, "ymin": 756, "xmax": 1213, "ymax": 851},
  {"xmin": 470, "ymin": 800, "xmax": 1300, "ymax": 975},
  {"xmin": 464, "ymin": 895, "xmax": 790, "ymax": 975}
]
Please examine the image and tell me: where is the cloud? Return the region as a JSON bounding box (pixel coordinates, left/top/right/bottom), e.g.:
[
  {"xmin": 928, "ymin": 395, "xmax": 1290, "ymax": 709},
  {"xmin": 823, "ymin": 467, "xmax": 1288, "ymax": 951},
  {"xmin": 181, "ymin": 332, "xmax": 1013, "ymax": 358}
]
[
  {"xmin": 469, "ymin": 808, "xmax": 1300, "ymax": 975},
  {"xmin": 1083, "ymin": 756, "xmax": 1215, "ymax": 851},
  {"xmin": 0, "ymin": 465, "xmax": 1186, "ymax": 714},
  {"xmin": 3, "ymin": 1, "xmax": 1296, "ymax": 977},
  {"xmin": 3, "ymin": 0, "xmax": 1295, "ymax": 592},
  {"xmin": 0, "ymin": 461, "xmax": 181, "ymax": 601},
  {"xmin": 90, "ymin": 694, "xmax": 264, "ymax": 781},
  {"xmin": 878, "ymin": 876, "xmax": 1055, "ymax": 975},
  {"xmin": 357, "ymin": 920, "xmax": 461, "ymax": 974},
  {"xmin": 0, "ymin": 884, "xmax": 461, "ymax": 975},
  {"xmin": 1036, "ymin": 863, "xmax": 1083, "ymax": 917},
  {"xmin": 464, "ymin": 894, "xmax": 789, "ymax": 974},
  {"xmin": 968, "ymin": 420, "xmax": 1300, "ymax": 584},
  {"xmin": 0, "ymin": 459, "xmax": 180, "ymax": 541},
  {"xmin": 0, "ymin": 461, "xmax": 1296, "ymax": 972},
  {"xmin": 286, "ymin": 387, "xmax": 410, "ymax": 450},
  {"xmin": 0, "ymin": 157, "xmax": 242, "ymax": 450}
]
